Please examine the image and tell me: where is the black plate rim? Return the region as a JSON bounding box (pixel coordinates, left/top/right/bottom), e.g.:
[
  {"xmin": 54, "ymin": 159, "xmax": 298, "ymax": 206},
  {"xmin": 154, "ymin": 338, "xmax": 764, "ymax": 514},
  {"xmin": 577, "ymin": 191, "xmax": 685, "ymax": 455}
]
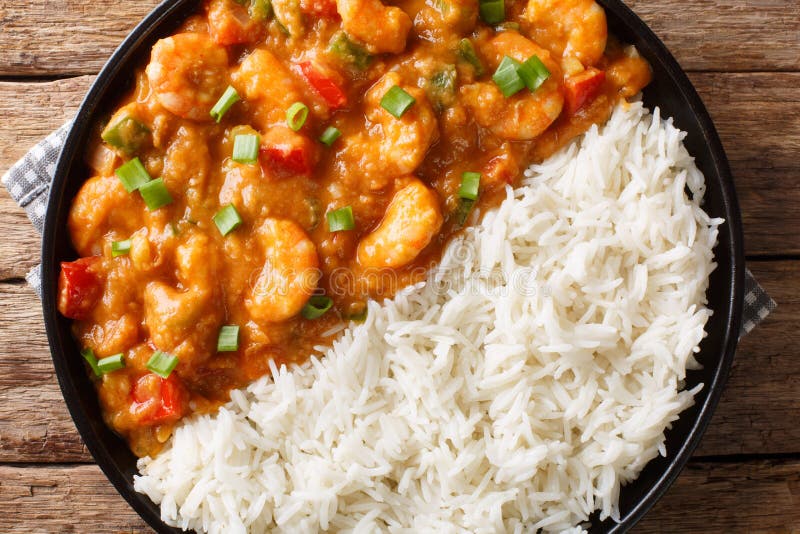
[{"xmin": 40, "ymin": 1, "xmax": 745, "ymax": 532}]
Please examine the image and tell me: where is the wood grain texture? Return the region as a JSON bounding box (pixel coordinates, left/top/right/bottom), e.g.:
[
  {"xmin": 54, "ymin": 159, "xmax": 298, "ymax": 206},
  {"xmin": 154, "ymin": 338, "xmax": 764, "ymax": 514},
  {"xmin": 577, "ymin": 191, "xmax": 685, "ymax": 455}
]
[
  {"xmin": 0, "ymin": 283, "xmax": 90, "ymax": 462},
  {"xmin": 634, "ymin": 459, "xmax": 800, "ymax": 533},
  {"xmin": 0, "ymin": 0, "xmax": 160, "ymax": 77},
  {"xmin": 0, "ymin": 464, "xmax": 149, "ymax": 533},
  {"xmin": 0, "ymin": 0, "xmax": 797, "ymax": 75},
  {"xmin": 0, "ymin": 261, "xmax": 796, "ymax": 463},
  {"xmin": 626, "ymin": 0, "xmax": 800, "ymax": 72},
  {"xmin": 1, "ymin": 459, "xmax": 798, "ymax": 533}
]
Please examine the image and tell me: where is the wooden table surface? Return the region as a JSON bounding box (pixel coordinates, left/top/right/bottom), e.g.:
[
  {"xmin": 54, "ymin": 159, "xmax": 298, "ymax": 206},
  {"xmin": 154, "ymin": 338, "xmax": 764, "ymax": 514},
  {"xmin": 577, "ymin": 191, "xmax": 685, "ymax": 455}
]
[{"xmin": 1, "ymin": 1, "xmax": 798, "ymax": 532}]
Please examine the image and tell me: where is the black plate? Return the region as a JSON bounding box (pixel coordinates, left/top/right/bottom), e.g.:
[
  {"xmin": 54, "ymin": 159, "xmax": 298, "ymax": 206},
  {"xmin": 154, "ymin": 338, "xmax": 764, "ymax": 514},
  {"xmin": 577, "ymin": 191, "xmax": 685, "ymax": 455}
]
[{"xmin": 41, "ymin": 1, "xmax": 745, "ymax": 531}]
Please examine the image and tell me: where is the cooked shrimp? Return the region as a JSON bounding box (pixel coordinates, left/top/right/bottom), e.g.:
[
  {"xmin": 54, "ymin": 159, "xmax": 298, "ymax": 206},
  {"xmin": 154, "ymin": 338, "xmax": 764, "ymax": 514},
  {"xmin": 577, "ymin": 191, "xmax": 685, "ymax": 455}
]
[
  {"xmin": 336, "ymin": 0, "xmax": 412, "ymax": 54},
  {"xmin": 145, "ymin": 33, "xmax": 230, "ymax": 121},
  {"xmin": 231, "ymin": 48, "xmax": 302, "ymax": 128},
  {"xmin": 144, "ymin": 232, "xmax": 222, "ymax": 364},
  {"xmin": 526, "ymin": 0, "xmax": 607, "ymax": 69},
  {"xmin": 415, "ymin": 0, "xmax": 478, "ymax": 37},
  {"xmin": 461, "ymin": 32, "xmax": 564, "ymax": 140},
  {"xmin": 357, "ymin": 178, "xmax": 444, "ymax": 269},
  {"xmin": 246, "ymin": 218, "xmax": 321, "ymax": 322},
  {"xmin": 162, "ymin": 125, "xmax": 212, "ymax": 211},
  {"xmin": 340, "ymin": 72, "xmax": 438, "ymax": 190},
  {"xmin": 68, "ymin": 175, "xmax": 143, "ymax": 257}
]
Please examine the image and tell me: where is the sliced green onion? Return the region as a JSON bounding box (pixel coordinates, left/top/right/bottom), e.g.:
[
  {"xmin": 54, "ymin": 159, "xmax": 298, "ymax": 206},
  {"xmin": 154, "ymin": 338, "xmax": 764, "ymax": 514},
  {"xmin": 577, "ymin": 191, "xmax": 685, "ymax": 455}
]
[
  {"xmin": 217, "ymin": 325, "xmax": 240, "ymax": 352},
  {"xmin": 328, "ymin": 31, "xmax": 373, "ymax": 70},
  {"xmin": 319, "ymin": 126, "xmax": 342, "ymax": 146},
  {"xmin": 492, "ymin": 55, "xmax": 524, "ymax": 97},
  {"xmin": 213, "ymin": 204, "xmax": 243, "ymax": 236},
  {"xmin": 146, "ymin": 351, "xmax": 179, "ymax": 378},
  {"xmin": 455, "ymin": 198, "xmax": 475, "ymax": 226},
  {"xmin": 111, "ymin": 239, "xmax": 131, "ymax": 257},
  {"xmin": 301, "ymin": 295, "xmax": 333, "ymax": 319},
  {"xmin": 479, "ymin": 0, "xmax": 504, "ymax": 24},
  {"xmin": 327, "ymin": 205, "xmax": 355, "ymax": 232},
  {"xmin": 494, "ymin": 21, "xmax": 519, "ymax": 32},
  {"xmin": 428, "ymin": 65, "xmax": 458, "ymax": 111},
  {"xmin": 380, "ymin": 85, "xmax": 416, "ymax": 119},
  {"xmin": 138, "ymin": 178, "xmax": 173, "ymax": 211},
  {"xmin": 102, "ymin": 116, "xmax": 150, "ymax": 155},
  {"xmin": 458, "ymin": 38, "xmax": 485, "ymax": 77},
  {"xmin": 81, "ymin": 348, "xmax": 101, "ymax": 378},
  {"xmin": 347, "ymin": 307, "xmax": 368, "ymax": 323},
  {"xmin": 97, "ymin": 353, "xmax": 125, "ymax": 374},
  {"xmin": 517, "ymin": 55, "xmax": 551, "ymax": 92},
  {"xmin": 115, "ymin": 157, "xmax": 152, "ymax": 193},
  {"xmin": 232, "ymin": 133, "xmax": 260, "ymax": 164},
  {"xmin": 210, "ymin": 85, "xmax": 240, "ymax": 123},
  {"xmin": 459, "ymin": 171, "xmax": 481, "ymax": 200},
  {"xmin": 249, "ymin": 0, "xmax": 273, "ymax": 21},
  {"xmin": 286, "ymin": 102, "xmax": 309, "ymax": 131}
]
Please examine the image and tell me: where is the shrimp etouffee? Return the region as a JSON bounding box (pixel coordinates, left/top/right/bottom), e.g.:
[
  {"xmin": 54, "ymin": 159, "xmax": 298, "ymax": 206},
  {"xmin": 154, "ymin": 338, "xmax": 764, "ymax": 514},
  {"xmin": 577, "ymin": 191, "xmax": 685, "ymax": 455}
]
[{"xmin": 59, "ymin": 0, "xmax": 651, "ymax": 456}]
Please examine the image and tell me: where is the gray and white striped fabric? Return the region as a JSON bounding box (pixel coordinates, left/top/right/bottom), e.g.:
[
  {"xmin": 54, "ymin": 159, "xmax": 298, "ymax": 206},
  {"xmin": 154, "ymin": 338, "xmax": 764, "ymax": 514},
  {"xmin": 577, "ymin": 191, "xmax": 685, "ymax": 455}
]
[{"xmin": 1, "ymin": 124, "xmax": 776, "ymax": 337}]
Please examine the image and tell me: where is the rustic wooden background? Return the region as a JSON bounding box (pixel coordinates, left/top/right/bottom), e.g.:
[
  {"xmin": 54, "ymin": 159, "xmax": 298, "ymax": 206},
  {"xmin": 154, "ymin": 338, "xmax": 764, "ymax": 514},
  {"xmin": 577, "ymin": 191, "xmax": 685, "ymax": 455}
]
[{"xmin": 0, "ymin": 0, "xmax": 798, "ymax": 531}]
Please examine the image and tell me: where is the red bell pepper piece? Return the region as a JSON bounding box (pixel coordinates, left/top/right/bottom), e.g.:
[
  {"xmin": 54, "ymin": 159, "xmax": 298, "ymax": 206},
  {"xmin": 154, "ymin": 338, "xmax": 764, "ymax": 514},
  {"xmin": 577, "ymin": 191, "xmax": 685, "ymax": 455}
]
[
  {"xmin": 298, "ymin": 60, "xmax": 348, "ymax": 110},
  {"xmin": 564, "ymin": 67, "xmax": 606, "ymax": 114},
  {"xmin": 259, "ymin": 125, "xmax": 318, "ymax": 178},
  {"xmin": 57, "ymin": 257, "xmax": 103, "ymax": 320},
  {"xmin": 131, "ymin": 373, "xmax": 188, "ymax": 425}
]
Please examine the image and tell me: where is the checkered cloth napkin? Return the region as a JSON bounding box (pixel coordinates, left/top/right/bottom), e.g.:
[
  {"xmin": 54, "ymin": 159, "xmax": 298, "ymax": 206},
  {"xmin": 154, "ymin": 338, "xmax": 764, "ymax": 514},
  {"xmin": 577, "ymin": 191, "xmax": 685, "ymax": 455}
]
[{"xmin": 2, "ymin": 122, "xmax": 776, "ymax": 337}]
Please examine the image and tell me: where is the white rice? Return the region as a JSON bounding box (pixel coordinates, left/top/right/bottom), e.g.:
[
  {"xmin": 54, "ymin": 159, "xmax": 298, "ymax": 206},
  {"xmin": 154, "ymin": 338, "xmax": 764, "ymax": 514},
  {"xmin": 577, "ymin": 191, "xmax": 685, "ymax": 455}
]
[{"xmin": 134, "ymin": 101, "xmax": 722, "ymax": 533}]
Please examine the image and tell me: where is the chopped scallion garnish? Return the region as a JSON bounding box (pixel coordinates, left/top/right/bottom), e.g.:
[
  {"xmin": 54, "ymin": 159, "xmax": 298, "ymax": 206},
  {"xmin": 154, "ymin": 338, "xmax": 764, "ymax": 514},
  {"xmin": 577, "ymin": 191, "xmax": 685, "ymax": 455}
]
[
  {"xmin": 517, "ymin": 55, "xmax": 551, "ymax": 92},
  {"xmin": 380, "ymin": 85, "xmax": 416, "ymax": 119},
  {"xmin": 458, "ymin": 38, "xmax": 485, "ymax": 76},
  {"xmin": 232, "ymin": 133, "xmax": 260, "ymax": 164},
  {"xmin": 286, "ymin": 102, "xmax": 309, "ymax": 131},
  {"xmin": 146, "ymin": 351, "xmax": 179, "ymax": 378},
  {"xmin": 319, "ymin": 126, "xmax": 342, "ymax": 146},
  {"xmin": 301, "ymin": 295, "xmax": 333, "ymax": 319},
  {"xmin": 492, "ymin": 56, "xmax": 524, "ymax": 97},
  {"xmin": 328, "ymin": 31, "xmax": 373, "ymax": 70},
  {"xmin": 81, "ymin": 348, "xmax": 101, "ymax": 378},
  {"xmin": 111, "ymin": 239, "xmax": 132, "ymax": 257},
  {"xmin": 217, "ymin": 325, "xmax": 240, "ymax": 352},
  {"xmin": 97, "ymin": 353, "xmax": 125, "ymax": 373},
  {"xmin": 138, "ymin": 178, "xmax": 173, "ymax": 211},
  {"xmin": 115, "ymin": 157, "xmax": 152, "ymax": 193},
  {"xmin": 459, "ymin": 172, "xmax": 481, "ymax": 200},
  {"xmin": 455, "ymin": 198, "xmax": 476, "ymax": 226},
  {"xmin": 213, "ymin": 204, "xmax": 243, "ymax": 236},
  {"xmin": 479, "ymin": 0, "xmax": 504, "ymax": 24},
  {"xmin": 327, "ymin": 206, "xmax": 355, "ymax": 232},
  {"xmin": 210, "ymin": 85, "xmax": 240, "ymax": 123}
]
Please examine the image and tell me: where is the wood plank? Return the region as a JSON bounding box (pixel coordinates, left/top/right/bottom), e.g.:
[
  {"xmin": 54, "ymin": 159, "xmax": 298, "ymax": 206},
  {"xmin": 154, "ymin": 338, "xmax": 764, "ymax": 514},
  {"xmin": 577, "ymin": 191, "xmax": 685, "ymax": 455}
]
[
  {"xmin": 0, "ymin": 0, "xmax": 797, "ymax": 75},
  {"xmin": 634, "ymin": 459, "xmax": 800, "ymax": 532},
  {"xmin": 0, "ymin": 72, "xmax": 798, "ymax": 274},
  {"xmin": 0, "ymin": 260, "xmax": 796, "ymax": 462},
  {"xmin": 0, "ymin": 464, "xmax": 150, "ymax": 533},
  {"xmin": 0, "ymin": 283, "xmax": 90, "ymax": 462},
  {"xmin": 626, "ymin": 0, "xmax": 800, "ymax": 72},
  {"xmin": 0, "ymin": 76, "xmax": 91, "ymax": 174},
  {"xmin": 0, "ymin": 460, "xmax": 797, "ymax": 532},
  {"xmin": 689, "ymin": 72, "xmax": 800, "ymax": 257},
  {"xmin": 0, "ymin": 0, "xmax": 160, "ymax": 77}
]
